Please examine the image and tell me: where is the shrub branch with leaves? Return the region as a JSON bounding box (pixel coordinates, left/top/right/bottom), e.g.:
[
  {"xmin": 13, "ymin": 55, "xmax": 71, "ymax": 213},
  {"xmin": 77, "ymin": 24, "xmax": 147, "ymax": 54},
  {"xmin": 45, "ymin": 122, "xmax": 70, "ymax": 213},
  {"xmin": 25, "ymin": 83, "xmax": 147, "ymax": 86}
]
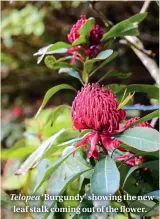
[{"xmin": 2, "ymin": 10, "xmax": 159, "ymax": 219}]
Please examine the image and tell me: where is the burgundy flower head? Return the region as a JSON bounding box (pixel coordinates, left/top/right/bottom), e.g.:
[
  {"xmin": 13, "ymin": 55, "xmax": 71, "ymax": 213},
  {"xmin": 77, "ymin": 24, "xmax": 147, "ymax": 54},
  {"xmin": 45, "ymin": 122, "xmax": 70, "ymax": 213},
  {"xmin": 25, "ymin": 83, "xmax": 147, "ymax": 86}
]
[
  {"xmin": 67, "ymin": 15, "xmax": 103, "ymax": 58},
  {"xmin": 71, "ymin": 83, "xmax": 126, "ymax": 159},
  {"xmin": 113, "ymin": 117, "xmax": 152, "ymax": 166},
  {"xmin": 72, "ymin": 83, "xmax": 126, "ymax": 133}
]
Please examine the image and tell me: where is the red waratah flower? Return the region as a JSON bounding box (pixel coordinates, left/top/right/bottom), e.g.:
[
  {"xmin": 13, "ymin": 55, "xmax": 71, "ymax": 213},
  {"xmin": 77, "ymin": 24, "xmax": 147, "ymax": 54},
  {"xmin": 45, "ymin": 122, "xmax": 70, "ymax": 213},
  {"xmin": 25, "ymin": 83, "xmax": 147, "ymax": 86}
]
[
  {"xmin": 114, "ymin": 152, "xmax": 145, "ymax": 167},
  {"xmin": 112, "ymin": 117, "xmax": 152, "ymax": 166},
  {"xmin": 71, "ymin": 83, "xmax": 126, "ymax": 159},
  {"xmin": 67, "ymin": 15, "xmax": 103, "ymax": 63}
]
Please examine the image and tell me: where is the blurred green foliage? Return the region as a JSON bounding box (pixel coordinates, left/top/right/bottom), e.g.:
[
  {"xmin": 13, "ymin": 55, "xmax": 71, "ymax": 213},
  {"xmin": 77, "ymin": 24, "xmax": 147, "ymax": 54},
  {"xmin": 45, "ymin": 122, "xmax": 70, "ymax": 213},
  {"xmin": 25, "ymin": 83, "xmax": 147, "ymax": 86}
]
[{"xmin": 2, "ymin": 4, "xmax": 45, "ymax": 47}]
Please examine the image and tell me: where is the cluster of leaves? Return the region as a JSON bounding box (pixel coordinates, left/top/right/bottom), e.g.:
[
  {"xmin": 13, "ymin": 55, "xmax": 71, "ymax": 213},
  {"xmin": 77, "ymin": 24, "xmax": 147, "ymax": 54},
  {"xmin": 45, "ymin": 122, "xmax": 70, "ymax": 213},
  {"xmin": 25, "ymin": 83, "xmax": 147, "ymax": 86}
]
[
  {"xmin": 1, "ymin": 12, "xmax": 159, "ymax": 219},
  {"xmin": 34, "ymin": 13, "xmax": 148, "ymax": 84}
]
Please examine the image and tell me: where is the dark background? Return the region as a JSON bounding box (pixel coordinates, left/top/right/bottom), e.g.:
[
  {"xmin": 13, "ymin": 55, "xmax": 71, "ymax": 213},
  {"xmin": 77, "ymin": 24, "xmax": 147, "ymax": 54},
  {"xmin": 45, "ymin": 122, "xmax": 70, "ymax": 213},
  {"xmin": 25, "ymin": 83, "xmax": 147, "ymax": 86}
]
[{"xmin": 2, "ymin": 1, "xmax": 159, "ymax": 114}]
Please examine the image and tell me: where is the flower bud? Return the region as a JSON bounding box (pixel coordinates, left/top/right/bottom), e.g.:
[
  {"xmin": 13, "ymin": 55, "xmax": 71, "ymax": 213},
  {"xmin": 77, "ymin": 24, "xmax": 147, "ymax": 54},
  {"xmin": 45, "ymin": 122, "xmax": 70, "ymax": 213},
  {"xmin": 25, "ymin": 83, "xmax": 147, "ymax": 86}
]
[{"xmin": 68, "ymin": 15, "xmax": 103, "ymax": 57}]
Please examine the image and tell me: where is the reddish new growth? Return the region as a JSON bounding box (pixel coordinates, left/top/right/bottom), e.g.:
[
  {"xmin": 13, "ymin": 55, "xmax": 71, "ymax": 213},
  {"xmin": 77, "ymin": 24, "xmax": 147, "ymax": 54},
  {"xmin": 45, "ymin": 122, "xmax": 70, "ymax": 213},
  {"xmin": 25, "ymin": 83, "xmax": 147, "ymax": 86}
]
[
  {"xmin": 114, "ymin": 153, "xmax": 145, "ymax": 167},
  {"xmin": 113, "ymin": 117, "xmax": 152, "ymax": 166},
  {"xmin": 67, "ymin": 15, "xmax": 103, "ymax": 63},
  {"xmin": 71, "ymin": 83, "xmax": 126, "ymax": 159},
  {"xmin": 121, "ymin": 117, "xmax": 152, "ymax": 129}
]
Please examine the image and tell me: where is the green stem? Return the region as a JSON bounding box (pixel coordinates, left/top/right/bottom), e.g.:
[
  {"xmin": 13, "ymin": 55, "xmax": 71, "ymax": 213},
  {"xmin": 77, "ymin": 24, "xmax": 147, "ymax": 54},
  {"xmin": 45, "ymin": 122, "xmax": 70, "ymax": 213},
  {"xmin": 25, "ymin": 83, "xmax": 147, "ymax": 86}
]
[
  {"xmin": 119, "ymin": 188, "xmax": 133, "ymax": 219},
  {"xmin": 89, "ymin": 62, "xmax": 105, "ymax": 77},
  {"xmin": 111, "ymin": 144, "xmax": 124, "ymax": 158},
  {"xmin": 90, "ymin": 52, "xmax": 119, "ymax": 78},
  {"xmin": 99, "ymin": 141, "xmax": 108, "ymax": 155},
  {"xmin": 20, "ymin": 190, "xmax": 35, "ymax": 219}
]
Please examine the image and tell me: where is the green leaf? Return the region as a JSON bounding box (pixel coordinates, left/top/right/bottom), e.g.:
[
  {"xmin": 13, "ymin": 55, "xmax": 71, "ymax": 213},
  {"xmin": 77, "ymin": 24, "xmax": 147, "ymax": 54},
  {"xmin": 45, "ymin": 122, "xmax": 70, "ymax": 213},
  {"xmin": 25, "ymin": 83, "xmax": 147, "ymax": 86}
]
[
  {"xmin": 96, "ymin": 50, "xmax": 113, "ymax": 60},
  {"xmin": 47, "ymin": 48, "xmax": 68, "ymax": 54},
  {"xmin": 42, "ymin": 137, "xmax": 81, "ymax": 159},
  {"xmin": 61, "ymin": 149, "xmax": 93, "ymax": 191},
  {"xmin": 102, "ymin": 23, "xmax": 138, "ymax": 41},
  {"xmin": 15, "ymin": 129, "xmax": 65, "ymax": 175},
  {"xmin": 90, "ymin": 51, "xmax": 119, "ymax": 76},
  {"xmin": 80, "ymin": 17, "xmax": 95, "ymax": 36},
  {"xmin": 105, "ymin": 84, "xmax": 126, "ymax": 93},
  {"xmin": 140, "ymin": 160, "xmax": 159, "ymax": 171},
  {"xmin": 44, "ymin": 56, "xmax": 73, "ymax": 70},
  {"xmin": 46, "ymin": 148, "xmax": 92, "ymax": 198},
  {"xmin": 32, "ymin": 159, "xmax": 51, "ymax": 194},
  {"xmin": 32, "ymin": 147, "xmax": 79, "ymax": 194},
  {"xmin": 102, "ymin": 13, "xmax": 147, "ymax": 41},
  {"xmin": 115, "ymin": 127, "xmax": 160, "ymax": 152},
  {"xmin": 117, "ymin": 144, "xmax": 159, "ymax": 157},
  {"xmin": 35, "ymin": 84, "xmax": 76, "ymax": 117},
  {"xmin": 84, "ymin": 50, "xmax": 113, "ymax": 75},
  {"xmin": 72, "ymin": 35, "xmax": 87, "ymax": 46},
  {"xmin": 91, "ymin": 156, "xmax": 120, "ymax": 195},
  {"xmin": 59, "ymin": 68, "xmax": 83, "ymax": 84},
  {"xmin": 82, "ymin": 70, "xmax": 89, "ymax": 84},
  {"xmin": 48, "ymin": 62, "xmax": 72, "ymax": 69},
  {"xmin": 129, "ymin": 199, "xmax": 159, "ymax": 216},
  {"xmin": 79, "ymin": 194, "xmax": 94, "ymax": 217},
  {"xmin": 116, "ymin": 84, "xmax": 159, "ymax": 100},
  {"xmin": 34, "ymin": 42, "xmax": 71, "ymax": 64},
  {"xmin": 45, "ymin": 105, "xmax": 70, "ymax": 126},
  {"xmin": 127, "ymin": 110, "xmax": 159, "ymax": 128},
  {"xmin": 106, "ymin": 71, "xmax": 132, "ymax": 79},
  {"xmin": 144, "ymin": 190, "xmax": 160, "ymax": 201},
  {"xmin": 47, "ymin": 42, "xmax": 72, "ymax": 52},
  {"xmin": 142, "ymin": 203, "xmax": 159, "ymax": 217},
  {"xmin": 69, "ymin": 213, "xmax": 79, "ymax": 219},
  {"xmin": 98, "ymin": 71, "xmax": 132, "ymax": 82},
  {"xmin": 62, "ymin": 148, "xmax": 92, "ymax": 178},
  {"xmin": 71, "ymin": 18, "xmax": 95, "ymax": 46},
  {"xmin": 127, "ymin": 12, "xmax": 148, "ymax": 23},
  {"xmin": 1, "ymin": 190, "xmax": 17, "ymax": 209},
  {"xmin": 122, "ymin": 166, "xmax": 139, "ymax": 188},
  {"xmin": 43, "ymin": 107, "xmax": 73, "ymax": 135},
  {"xmin": 42, "ymin": 169, "xmax": 90, "ymax": 219}
]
